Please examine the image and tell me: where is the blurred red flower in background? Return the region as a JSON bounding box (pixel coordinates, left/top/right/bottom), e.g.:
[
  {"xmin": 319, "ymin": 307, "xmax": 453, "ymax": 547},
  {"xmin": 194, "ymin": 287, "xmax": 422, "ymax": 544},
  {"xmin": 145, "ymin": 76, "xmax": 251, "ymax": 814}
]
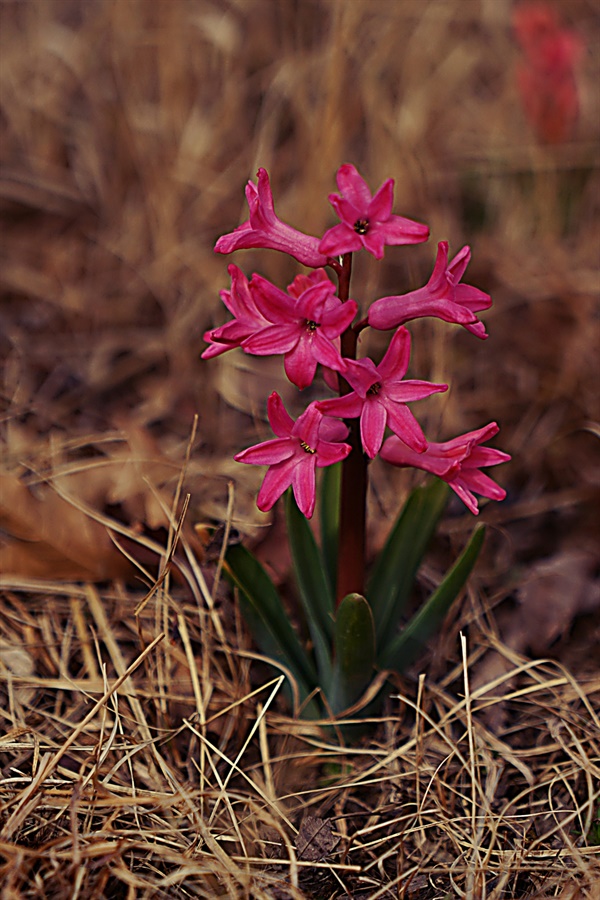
[{"xmin": 513, "ymin": 2, "xmax": 584, "ymax": 144}]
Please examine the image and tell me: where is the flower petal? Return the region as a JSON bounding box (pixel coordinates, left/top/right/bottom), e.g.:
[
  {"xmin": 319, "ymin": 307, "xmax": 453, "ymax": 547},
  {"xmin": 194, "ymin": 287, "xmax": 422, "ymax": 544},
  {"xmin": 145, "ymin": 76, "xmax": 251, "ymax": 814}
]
[
  {"xmin": 377, "ymin": 326, "xmax": 411, "ymax": 381},
  {"xmin": 257, "ymin": 458, "xmax": 297, "ymax": 511},
  {"xmin": 317, "ymin": 392, "xmax": 364, "ymax": 419},
  {"xmin": 315, "ymin": 439, "xmax": 352, "ymax": 467},
  {"xmin": 243, "ymin": 323, "xmax": 299, "ymax": 356},
  {"xmin": 336, "ymin": 163, "xmax": 373, "ymax": 210},
  {"xmin": 267, "ymin": 391, "xmax": 295, "ymax": 437},
  {"xmin": 368, "ymin": 178, "xmax": 394, "ymax": 221},
  {"xmin": 360, "ymin": 399, "xmax": 387, "ymax": 458},
  {"xmin": 234, "ymin": 437, "xmax": 294, "ymax": 466},
  {"xmin": 318, "ymin": 223, "xmax": 363, "ymax": 257},
  {"xmin": 284, "ymin": 338, "xmax": 318, "ymax": 389},
  {"xmin": 292, "ymin": 456, "xmax": 317, "ymax": 518},
  {"xmin": 383, "ymin": 402, "xmax": 427, "ymax": 452}
]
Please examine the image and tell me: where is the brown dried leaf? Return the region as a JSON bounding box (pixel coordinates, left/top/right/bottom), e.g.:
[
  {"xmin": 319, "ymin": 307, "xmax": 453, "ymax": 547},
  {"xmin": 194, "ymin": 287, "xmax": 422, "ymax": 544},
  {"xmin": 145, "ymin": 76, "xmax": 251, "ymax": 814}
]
[
  {"xmin": 0, "ymin": 473, "xmax": 132, "ymax": 581},
  {"xmin": 294, "ymin": 816, "xmax": 339, "ymax": 862}
]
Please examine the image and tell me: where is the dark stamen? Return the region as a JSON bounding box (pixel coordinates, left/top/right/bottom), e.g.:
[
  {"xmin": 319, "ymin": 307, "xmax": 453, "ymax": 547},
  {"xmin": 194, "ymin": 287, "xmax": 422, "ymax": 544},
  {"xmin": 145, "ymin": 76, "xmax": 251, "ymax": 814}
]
[
  {"xmin": 367, "ymin": 382, "xmax": 382, "ymax": 395},
  {"xmin": 354, "ymin": 218, "xmax": 370, "ymax": 235},
  {"xmin": 306, "ymin": 320, "xmax": 319, "ymax": 331},
  {"xmin": 300, "ymin": 441, "xmax": 316, "ymax": 454}
]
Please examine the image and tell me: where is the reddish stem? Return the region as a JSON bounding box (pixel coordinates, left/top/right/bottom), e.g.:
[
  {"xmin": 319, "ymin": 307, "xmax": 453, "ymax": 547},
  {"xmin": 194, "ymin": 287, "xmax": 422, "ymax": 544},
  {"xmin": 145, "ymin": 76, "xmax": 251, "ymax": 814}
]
[{"xmin": 335, "ymin": 254, "xmax": 368, "ymax": 606}]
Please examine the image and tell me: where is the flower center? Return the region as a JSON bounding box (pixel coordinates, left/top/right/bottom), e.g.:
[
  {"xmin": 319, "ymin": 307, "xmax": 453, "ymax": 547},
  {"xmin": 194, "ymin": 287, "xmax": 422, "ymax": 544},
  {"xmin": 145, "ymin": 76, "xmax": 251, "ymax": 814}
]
[
  {"xmin": 367, "ymin": 381, "xmax": 382, "ymax": 395},
  {"xmin": 354, "ymin": 218, "xmax": 370, "ymax": 235},
  {"xmin": 300, "ymin": 441, "xmax": 316, "ymax": 454},
  {"xmin": 305, "ymin": 320, "xmax": 319, "ymax": 331}
]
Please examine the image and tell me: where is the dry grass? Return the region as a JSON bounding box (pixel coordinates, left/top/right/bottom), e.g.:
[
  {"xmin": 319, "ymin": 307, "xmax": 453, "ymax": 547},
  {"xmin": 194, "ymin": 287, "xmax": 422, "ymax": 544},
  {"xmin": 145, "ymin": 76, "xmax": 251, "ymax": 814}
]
[{"xmin": 1, "ymin": 0, "xmax": 599, "ymax": 896}]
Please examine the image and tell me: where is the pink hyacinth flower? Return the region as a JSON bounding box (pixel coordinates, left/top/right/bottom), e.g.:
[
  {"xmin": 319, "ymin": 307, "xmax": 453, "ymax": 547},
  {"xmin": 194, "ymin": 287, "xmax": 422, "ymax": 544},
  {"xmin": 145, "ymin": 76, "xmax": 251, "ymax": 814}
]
[
  {"xmin": 235, "ymin": 392, "xmax": 351, "ymax": 518},
  {"xmin": 380, "ymin": 422, "xmax": 511, "ymax": 515},
  {"xmin": 214, "ymin": 168, "xmax": 328, "ymax": 268},
  {"xmin": 317, "ymin": 327, "xmax": 447, "ymax": 459},
  {"xmin": 368, "ymin": 241, "xmax": 491, "ymax": 339},
  {"xmin": 318, "ymin": 164, "xmax": 429, "ymax": 261},
  {"xmin": 513, "ymin": 3, "xmax": 583, "ymax": 144},
  {"xmin": 242, "ymin": 275, "xmax": 357, "ymax": 390},
  {"xmin": 201, "ymin": 264, "xmax": 273, "ymax": 358}
]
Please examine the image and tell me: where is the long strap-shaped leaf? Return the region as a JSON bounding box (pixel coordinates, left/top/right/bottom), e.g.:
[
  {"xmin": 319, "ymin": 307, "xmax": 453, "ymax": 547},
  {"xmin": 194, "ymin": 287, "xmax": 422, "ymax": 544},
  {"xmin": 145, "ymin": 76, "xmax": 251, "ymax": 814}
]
[
  {"xmin": 286, "ymin": 490, "xmax": 334, "ymax": 687},
  {"xmin": 378, "ymin": 524, "xmax": 485, "ymax": 672},
  {"xmin": 225, "ymin": 543, "xmax": 317, "ymax": 702},
  {"xmin": 367, "ymin": 479, "xmax": 449, "ymax": 653}
]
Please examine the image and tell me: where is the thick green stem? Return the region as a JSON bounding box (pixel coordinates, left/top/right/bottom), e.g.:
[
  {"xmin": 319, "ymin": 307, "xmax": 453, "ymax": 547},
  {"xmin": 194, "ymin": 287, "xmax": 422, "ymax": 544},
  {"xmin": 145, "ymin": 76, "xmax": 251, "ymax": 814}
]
[{"xmin": 335, "ymin": 254, "xmax": 368, "ymax": 606}]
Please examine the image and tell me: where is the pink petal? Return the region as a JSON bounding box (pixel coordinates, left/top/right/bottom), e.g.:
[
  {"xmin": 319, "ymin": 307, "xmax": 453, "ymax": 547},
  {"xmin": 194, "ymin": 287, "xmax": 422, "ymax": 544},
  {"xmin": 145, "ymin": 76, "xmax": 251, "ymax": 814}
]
[
  {"xmin": 329, "ymin": 194, "xmax": 362, "ymax": 225},
  {"xmin": 243, "ymin": 323, "xmax": 299, "ymax": 356},
  {"xmin": 385, "ymin": 379, "xmax": 448, "ymax": 403},
  {"xmin": 383, "ymin": 402, "xmax": 427, "ymax": 452},
  {"xmin": 320, "ymin": 298, "xmax": 358, "ymax": 337},
  {"xmin": 344, "ymin": 358, "xmax": 380, "ymax": 398},
  {"xmin": 284, "ymin": 339, "xmax": 318, "ymax": 389},
  {"xmin": 368, "ymin": 179, "xmax": 394, "ymax": 221},
  {"xmin": 454, "ymin": 284, "xmax": 492, "ymax": 312},
  {"xmin": 254, "ymin": 168, "xmax": 276, "ymax": 221},
  {"xmin": 377, "ymin": 326, "xmax": 411, "ymax": 381},
  {"xmin": 294, "ymin": 402, "xmax": 323, "ymax": 447},
  {"xmin": 441, "ymin": 422, "xmax": 500, "ymax": 453},
  {"xmin": 312, "ymin": 331, "xmax": 347, "ymax": 372},
  {"xmin": 318, "ymin": 222, "xmax": 363, "ymax": 257},
  {"xmin": 292, "ymin": 457, "xmax": 317, "ymax": 518},
  {"xmin": 447, "ymin": 478, "xmax": 480, "ymax": 515},
  {"xmin": 257, "ymin": 459, "xmax": 297, "ymax": 511},
  {"xmin": 317, "ymin": 392, "xmax": 364, "ymax": 419},
  {"xmin": 380, "ymin": 436, "xmax": 455, "ymax": 476},
  {"xmin": 447, "ymin": 245, "xmax": 471, "ymax": 284},
  {"xmin": 360, "ymin": 399, "xmax": 387, "ymax": 458},
  {"xmin": 267, "ymin": 392, "xmax": 295, "ymax": 438},
  {"xmin": 319, "ymin": 417, "xmax": 349, "ymax": 442},
  {"xmin": 375, "ymin": 214, "xmax": 430, "ymax": 246},
  {"xmin": 362, "ymin": 229, "xmax": 386, "ymax": 260},
  {"xmin": 250, "ymin": 275, "xmax": 293, "ymax": 323},
  {"xmin": 460, "ymin": 468, "xmax": 507, "ymax": 501},
  {"xmin": 336, "ymin": 164, "xmax": 373, "ymax": 210},
  {"xmin": 427, "ymin": 242, "xmax": 450, "ymax": 292},
  {"xmin": 300, "ymin": 281, "xmax": 336, "ymax": 323},
  {"xmin": 235, "ymin": 437, "xmax": 295, "ymax": 466},
  {"xmin": 316, "ymin": 439, "xmax": 352, "ymax": 467},
  {"xmin": 467, "ymin": 446, "xmax": 512, "ymax": 468}
]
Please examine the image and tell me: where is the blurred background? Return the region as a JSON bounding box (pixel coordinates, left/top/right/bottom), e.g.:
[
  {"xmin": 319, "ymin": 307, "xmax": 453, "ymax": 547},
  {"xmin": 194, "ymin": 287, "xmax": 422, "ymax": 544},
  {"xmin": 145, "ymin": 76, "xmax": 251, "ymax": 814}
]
[{"xmin": 1, "ymin": 0, "xmax": 599, "ymax": 663}]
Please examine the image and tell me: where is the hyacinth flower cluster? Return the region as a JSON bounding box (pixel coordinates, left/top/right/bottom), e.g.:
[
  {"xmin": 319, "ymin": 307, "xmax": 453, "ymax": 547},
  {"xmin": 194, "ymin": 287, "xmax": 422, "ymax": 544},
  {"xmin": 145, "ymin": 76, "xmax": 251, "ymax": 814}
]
[
  {"xmin": 204, "ymin": 165, "xmax": 510, "ymax": 720},
  {"xmin": 513, "ymin": 1, "xmax": 583, "ymax": 145}
]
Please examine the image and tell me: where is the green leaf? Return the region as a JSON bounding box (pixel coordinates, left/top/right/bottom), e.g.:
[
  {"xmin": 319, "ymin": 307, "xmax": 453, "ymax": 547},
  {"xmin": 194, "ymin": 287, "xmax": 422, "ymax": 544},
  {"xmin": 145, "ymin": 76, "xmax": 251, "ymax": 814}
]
[
  {"xmin": 330, "ymin": 593, "xmax": 376, "ymax": 715},
  {"xmin": 319, "ymin": 462, "xmax": 341, "ymax": 597},
  {"xmin": 367, "ymin": 479, "xmax": 449, "ymax": 653},
  {"xmin": 378, "ymin": 524, "xmax": 485, "ymax": 672},
  {"xmin": 286, "ymin": 490, "xmax": 334, "ymax": 687},
  {"xmin": 225, "ymin": 543, "xmax": 317, "ymax": 702}
]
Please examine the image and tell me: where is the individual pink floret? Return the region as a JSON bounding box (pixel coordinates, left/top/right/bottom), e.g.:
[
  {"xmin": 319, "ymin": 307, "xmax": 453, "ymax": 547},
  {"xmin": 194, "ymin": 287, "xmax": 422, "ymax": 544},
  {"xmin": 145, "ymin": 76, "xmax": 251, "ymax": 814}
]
[
  {"xmin": 201, "ymin": 264, "xmax": 274, "ymax": 359},
  {"xmin": 235, "ymin": 393, "xmax": 351, "ymax": 518},
  {"xmin": 242, "ymin": 275, "xmax": 357, "ymax": 390},
  {"xmin": 214, "ymin": 168, "xmax": 328, "ymax": 268},
  {"xmin": 368, "ymin": 241, "xmax": 491, "ymax": 338},
  {"xmin": 380, "ymin": 422, "xmax": 511, "ymax": 515},
  {"xmin": 316, "ymin": 327, "xmax": 447, "ymax": 459},
  {"xmin": 318, "ymin": 164, "xmax": 429, "ymax": 261}
]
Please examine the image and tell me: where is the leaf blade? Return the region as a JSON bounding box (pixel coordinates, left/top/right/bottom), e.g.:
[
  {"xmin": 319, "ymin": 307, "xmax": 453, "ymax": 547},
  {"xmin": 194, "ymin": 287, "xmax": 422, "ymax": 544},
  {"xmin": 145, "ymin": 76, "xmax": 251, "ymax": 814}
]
[
  {"xmin": 225, "ymin": 542, "xmax": 317, "ymax": 700},
  {"xmin": 367, "ymin": 479, "xmax": 449, "ymax": 652},
  {"xmin": 286, "ymin": 490, "xmax": 334, "ymax": 686},
  {"xmin": 378, "ymin": 524, "xmax": 485, "ymax": 672}
]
